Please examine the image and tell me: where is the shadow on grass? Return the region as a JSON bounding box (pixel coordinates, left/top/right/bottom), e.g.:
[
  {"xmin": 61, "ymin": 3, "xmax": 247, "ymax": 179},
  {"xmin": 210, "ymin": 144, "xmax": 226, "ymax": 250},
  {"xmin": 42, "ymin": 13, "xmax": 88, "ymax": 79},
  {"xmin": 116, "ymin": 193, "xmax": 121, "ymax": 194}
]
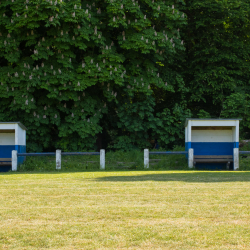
[
  {"xmin": 92, "ymin": 172, "xmax": 250, "ymax": 183},
  {"xmin": 1, "ymin": 170, "xmax": 250, "ymax": 183}
]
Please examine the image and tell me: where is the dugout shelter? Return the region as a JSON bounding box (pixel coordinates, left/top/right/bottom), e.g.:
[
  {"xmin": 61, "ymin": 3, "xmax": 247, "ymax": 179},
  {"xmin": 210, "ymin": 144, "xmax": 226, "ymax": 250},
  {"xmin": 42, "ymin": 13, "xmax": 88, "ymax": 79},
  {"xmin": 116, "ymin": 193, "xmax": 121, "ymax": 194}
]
[
  {"xmin": 0, "ymin": 122, "xmax": 27, "ymax": 172},
  {"xmin": 185, "ymin": 118, "xmax": 241, "ymax": 170}
]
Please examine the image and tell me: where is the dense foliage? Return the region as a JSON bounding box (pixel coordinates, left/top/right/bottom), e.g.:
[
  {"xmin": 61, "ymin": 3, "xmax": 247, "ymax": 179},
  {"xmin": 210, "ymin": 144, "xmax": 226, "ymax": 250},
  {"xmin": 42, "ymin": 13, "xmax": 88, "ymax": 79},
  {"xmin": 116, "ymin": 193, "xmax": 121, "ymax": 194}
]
[
  {"xmin": 182, "ymin": 0, "xmax": 250, "ymax": 126},
  {"xmin": 0, "ymin": 0, "xmax": 249, "ymax": 152}
]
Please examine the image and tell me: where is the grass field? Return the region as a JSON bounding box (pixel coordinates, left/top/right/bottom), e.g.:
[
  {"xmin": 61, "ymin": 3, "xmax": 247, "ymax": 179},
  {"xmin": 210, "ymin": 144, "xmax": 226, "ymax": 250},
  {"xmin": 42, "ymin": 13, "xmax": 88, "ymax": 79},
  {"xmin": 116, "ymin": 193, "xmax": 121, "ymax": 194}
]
[{"xmin": 0, "ymin": 171, "xmax": 250, "ymax": 249}]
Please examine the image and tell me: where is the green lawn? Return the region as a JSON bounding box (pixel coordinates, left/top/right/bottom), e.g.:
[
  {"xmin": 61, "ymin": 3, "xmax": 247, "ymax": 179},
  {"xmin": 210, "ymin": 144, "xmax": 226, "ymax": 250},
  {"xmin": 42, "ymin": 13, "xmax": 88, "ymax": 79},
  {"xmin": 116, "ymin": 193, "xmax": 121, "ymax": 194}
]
[{"xmin": 0, "ymin": 171, "xmax": 250, "ymax": 249}]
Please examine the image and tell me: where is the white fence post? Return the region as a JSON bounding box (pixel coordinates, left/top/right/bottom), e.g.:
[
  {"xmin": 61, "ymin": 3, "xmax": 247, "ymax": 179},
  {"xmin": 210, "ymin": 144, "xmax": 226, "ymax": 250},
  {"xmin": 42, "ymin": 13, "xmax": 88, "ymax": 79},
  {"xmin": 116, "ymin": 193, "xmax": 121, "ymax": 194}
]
[
  {"xmin": 144, "ymin": 149, "xmax": 149, "ymax": 169},
  {"xmin": 233, "ymin": 148, "xmax": 239, "ymax": 170},
  {"xmin": 12, "ymin": 150, "xmax": 18, "ymax": 171},
  {"xmin": 188, "ymin": 148, "xmax": 194, "ymax": 168},
  {"xmin": 100, "ymin": 149, "xmax": 105, "ymax": 170},
  {"xmin": 56, "ymin": 150, "xmax": 61, "ymax": 170}
]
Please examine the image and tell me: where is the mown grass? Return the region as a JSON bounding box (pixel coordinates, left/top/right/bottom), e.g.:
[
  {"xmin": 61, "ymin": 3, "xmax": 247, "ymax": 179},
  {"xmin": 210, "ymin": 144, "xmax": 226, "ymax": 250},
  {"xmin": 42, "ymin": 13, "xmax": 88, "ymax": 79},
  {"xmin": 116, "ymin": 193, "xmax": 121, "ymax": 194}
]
[{"xmin": 0, "ymin": 171, "xmax": 250, "ymax": 249}]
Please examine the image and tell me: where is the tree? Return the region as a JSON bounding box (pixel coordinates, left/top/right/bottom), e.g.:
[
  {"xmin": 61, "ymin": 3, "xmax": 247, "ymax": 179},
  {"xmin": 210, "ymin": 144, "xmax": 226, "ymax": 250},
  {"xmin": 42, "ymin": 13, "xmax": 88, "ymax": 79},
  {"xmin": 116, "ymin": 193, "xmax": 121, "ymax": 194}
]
[
  {"xmin": 0, "ymin": 0, "xmax": 187, "ymax": 151},
  {"xmin": 181, "ymin": 0, "xmax": 250, "ymax": 120}
]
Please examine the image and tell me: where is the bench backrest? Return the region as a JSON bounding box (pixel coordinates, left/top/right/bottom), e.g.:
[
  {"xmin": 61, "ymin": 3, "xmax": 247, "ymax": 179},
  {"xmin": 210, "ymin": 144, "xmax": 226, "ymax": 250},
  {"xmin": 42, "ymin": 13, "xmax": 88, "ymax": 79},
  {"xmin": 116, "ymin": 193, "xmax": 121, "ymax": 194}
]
[{"xmin": 194, "ymin": 155, "xmax": 233, "ymax": 159}]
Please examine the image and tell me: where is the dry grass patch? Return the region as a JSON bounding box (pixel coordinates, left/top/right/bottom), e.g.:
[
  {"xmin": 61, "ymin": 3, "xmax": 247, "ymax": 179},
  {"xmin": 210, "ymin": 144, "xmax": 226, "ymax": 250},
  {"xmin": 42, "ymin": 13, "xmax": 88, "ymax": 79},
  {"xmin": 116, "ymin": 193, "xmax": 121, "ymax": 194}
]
[{"xmin": 0, "ymin": 171, "xmax": 250, "ymax": 249}]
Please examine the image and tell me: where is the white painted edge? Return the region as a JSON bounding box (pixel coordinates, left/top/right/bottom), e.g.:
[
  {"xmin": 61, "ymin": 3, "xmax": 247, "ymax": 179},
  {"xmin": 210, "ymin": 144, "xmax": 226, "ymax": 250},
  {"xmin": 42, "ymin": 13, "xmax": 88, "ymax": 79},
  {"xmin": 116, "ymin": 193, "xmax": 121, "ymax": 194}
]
[
  {"xmin": 187, "ymin": 120, "xmax": 238, "ymax": 127},
  {"xmin": 187, "ymin": 122, "xmax": 192, "ymax": 142},
  {"xmin": 185, "ymin": 127, "xmax": 187, "ymax": 143},
  {"xmin": 235, "ymin": 120, "xmax": 239, "ymax": 142},
  {"xmin": 15, "ymin": 123, "xmax": 18, "ymax": 145}
]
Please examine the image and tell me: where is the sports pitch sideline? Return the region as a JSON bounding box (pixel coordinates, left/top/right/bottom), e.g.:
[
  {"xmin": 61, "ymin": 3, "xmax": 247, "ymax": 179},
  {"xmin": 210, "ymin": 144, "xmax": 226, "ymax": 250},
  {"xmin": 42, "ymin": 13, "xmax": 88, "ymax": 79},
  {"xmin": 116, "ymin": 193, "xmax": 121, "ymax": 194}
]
[{"xmin": 0, "ymin": 171, "xmax": 250, "ymax": 249}]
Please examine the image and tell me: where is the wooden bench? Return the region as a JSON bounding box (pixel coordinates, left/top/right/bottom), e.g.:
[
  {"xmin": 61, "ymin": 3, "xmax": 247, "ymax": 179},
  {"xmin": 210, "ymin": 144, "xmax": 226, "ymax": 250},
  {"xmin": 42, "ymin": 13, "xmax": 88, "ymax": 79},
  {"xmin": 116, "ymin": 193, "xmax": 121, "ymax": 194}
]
[
  {"xmin": 194, "ymin": 155, "xmax": 233, "ymax": 169},
  {"xmin": 0, "ymin": 158, "xmax": 11, "ymax": 166}
]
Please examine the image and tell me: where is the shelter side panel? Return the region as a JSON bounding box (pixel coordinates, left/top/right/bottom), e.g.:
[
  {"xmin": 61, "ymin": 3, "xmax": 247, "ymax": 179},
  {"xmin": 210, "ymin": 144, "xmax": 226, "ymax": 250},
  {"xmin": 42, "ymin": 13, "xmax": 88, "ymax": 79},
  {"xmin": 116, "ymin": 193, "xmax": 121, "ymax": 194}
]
[
  {"xmin": 191, "ymin": 130, "xmax": 233, "ymax": 143},
  {"xmin": 17, "ymin": 145, "xmax": 26, "ymax": 164},
  {"xmin": 0, "ymin": 133, "xmax": 15, "ymax": 145},
  {"xmin": 0, "ymin": 133, "xmax": 15, "ymax": 160},
  {"xmin": 0, "ymin": 145, "xmax": 15, "ymax": 158},
  {"xmin": 18, "ymin": 126, "xmax": 26, "ymax": 145},
  {"xmin": 0, "ymin": 145, "xmax": 26, "ymax": 164},
  {"xmin": 185, "ymin": 142, "xmax": 192, "ymax": 150},
  {"xmin": 191, "ymin": 142, "xmax": 234, "ymax": 155},
  {"xmin": 185, "ymin": 142, "xmax": 191, "ymax": 159},
  {"xmin": 0, "ymin": 145, "xmax": 14, "ymax": 172},
  {"xmin": 0, "ymin": 134, "xmax": 15, "ymax": 170},
  {"xmin": 191, "ymin": 129, "xmax": 235, "ymax": 155}
]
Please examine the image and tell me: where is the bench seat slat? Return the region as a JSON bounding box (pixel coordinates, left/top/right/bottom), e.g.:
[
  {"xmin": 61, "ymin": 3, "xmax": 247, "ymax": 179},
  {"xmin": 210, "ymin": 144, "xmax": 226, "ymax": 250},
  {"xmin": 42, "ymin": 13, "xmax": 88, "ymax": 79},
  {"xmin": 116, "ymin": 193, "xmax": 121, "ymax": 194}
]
[
  {"xmin": 194, "ymin": 155, "xmax": 232, "ymax": 159},
  {"xmin": 194, "ymin": 159, "xmax": 232, "ymax": 163},
  {"xmin": 0, "ymin": 162, "xmax": 12, "ymax": 165},
  {"xmin": 0, "ymin": 158, "xmax": 12, "ymax": 161}
]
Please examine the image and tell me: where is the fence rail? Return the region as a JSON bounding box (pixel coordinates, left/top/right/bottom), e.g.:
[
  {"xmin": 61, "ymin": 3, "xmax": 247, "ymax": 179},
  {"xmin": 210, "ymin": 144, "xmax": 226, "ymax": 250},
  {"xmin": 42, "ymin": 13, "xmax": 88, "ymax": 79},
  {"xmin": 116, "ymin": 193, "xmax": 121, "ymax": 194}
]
[
  {"xmin": 17, "ymin": 152, "xmax": 100, "ymax": 157},
  {"xmin": 12, "ymin": 149, "xmax": 188, "ymax": 172},
  {"xmin": 11, "ymin": 148, "xmax": 245, "ymax": 172},
  {"xmin": 144, "ymin": 149, "xmax": 191, "ymax": 169},
  {"xmin": 62, "ymin": 152, "xmax": 100, "ymax": 156},
  {"xmin": 12, "ymin": 149, "xmax": 105, "ymax": 171},
  {"xmin": 17, "ymin": 153, "xmax": 56, "ymax": 156},
  {"xmin": 149, "ymin": 151, "xmax": 187, "ymax": 155}
]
